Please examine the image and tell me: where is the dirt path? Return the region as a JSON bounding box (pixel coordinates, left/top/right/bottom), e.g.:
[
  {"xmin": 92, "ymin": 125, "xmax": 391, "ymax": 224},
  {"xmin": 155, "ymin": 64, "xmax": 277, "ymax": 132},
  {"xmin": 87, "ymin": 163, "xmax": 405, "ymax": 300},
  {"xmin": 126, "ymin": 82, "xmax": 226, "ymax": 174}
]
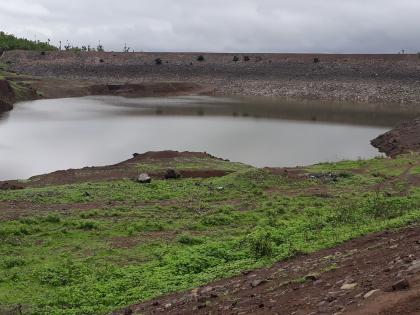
[{"xmin": 113, "ymin": 224, "xmax": 420, "ymax": 315}]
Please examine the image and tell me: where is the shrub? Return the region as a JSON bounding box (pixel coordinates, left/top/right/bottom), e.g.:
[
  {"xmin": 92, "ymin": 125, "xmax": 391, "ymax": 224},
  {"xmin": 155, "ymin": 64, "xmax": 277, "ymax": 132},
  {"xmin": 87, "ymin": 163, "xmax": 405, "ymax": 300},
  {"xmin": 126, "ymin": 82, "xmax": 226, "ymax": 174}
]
[
  {"xmin": 1, "ymin": 257, "xmax": 25, "ymax": 269},
  {"xmin": 38, "ymin": 261, "xmax": 86, "ymax": 287},
  {"xmin": 243, "ymin": 56, "xmax": 250, "ymax": 62},
  {"xmin": 44, "ymin": 213, "xmax": 61, "ymax": 223},
  {"xmin": 365, "ymin": 194, "xmax": 408, "ymax": 219},
  {"xmin": 77, "ymin": 220, "xmax": 98, "ymax": 230},
  {"xmin": 233, "ymin": 56, "xmax": 239, "ymax": 62},
  {"xmin": 177, "ymin": 234, "xmax": 204, "ymax": 245},
  {"xmin": 197, "ymin": 55, "xmax": 205, "ymax": 62},
  {"xmin": 245, "ymin": 229, "xmax": 274, "ymax": 258}
]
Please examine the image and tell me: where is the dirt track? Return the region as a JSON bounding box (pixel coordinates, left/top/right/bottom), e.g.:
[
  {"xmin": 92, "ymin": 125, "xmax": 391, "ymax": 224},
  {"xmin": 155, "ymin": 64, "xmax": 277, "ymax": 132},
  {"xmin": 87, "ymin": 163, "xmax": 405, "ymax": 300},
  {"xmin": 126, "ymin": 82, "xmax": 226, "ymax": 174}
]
[{"xmin": 113, "ymin": 224, "xmax": 420, "ymax": 315}]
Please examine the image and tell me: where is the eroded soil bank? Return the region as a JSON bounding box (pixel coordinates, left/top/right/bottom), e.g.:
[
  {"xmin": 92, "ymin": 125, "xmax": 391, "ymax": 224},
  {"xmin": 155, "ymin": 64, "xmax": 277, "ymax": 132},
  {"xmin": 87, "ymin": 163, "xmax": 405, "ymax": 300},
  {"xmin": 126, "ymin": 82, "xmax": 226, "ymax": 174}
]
[{"xmin": 371, "ymin": 118, "xmax": 420, "ymax": 157}]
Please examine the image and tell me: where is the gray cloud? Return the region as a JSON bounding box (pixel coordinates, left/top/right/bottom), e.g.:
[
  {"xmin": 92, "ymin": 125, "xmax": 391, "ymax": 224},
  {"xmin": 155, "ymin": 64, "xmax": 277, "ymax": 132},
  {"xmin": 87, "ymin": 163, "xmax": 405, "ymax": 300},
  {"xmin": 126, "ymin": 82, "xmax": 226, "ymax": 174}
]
[{"xmin": 0, "ymin": 0, "xmax": 419, "ymax": 53}]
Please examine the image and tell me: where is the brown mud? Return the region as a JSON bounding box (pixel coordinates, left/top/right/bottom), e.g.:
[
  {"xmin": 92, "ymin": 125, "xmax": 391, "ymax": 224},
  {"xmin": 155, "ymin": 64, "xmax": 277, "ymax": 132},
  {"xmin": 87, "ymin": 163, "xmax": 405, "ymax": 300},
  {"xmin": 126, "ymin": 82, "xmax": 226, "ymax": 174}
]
[{"xmin": 371, "ymin": 118, "xmax": 420, "ymax": 157}]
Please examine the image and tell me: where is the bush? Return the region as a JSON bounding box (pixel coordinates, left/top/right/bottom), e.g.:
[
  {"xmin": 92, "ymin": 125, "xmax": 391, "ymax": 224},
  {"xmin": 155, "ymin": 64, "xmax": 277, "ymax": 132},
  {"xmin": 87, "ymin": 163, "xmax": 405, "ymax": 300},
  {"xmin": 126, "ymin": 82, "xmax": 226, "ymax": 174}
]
[
  {"xmin": 77, "ymin": 220, "xmax": 98, "ymax": 230},
  {"xmin": 245, "ymin": 229, "xmax": 274, "ymax": 258},
  {"xmin": 1, "ymin": 257, "xmax": 25, "ymax": 269},
  {"xmin": 177, "ymin": 234, "xmax": 203, "ymax": 245},
  {"xmin": 44, "ymin": 213, "xmax": 61, "ymax": 223},
  {"xmin": 197, "ymin": 55, "xmax": 205, "ymax": 62},
  {"xmin": 365, "ymin": 195, "xmax": 408, "ymax": 219},
  {"xmin": 38, "ymin": 261, "xmax": 87, "ymax": 287},
  {"xmin": 233, "ymin": 56, "xmax": 239, "ymax": 62},
  {"xmin": 201, "ymin": 213, "xmax": 233, "ymax": 226},
  {"xmin": 243, "ymin": 56, "xmax": 250, "ymax": 62},
  {"xmin": 155, "ymin": 58, "xmax": 162, "ymax": 65}
]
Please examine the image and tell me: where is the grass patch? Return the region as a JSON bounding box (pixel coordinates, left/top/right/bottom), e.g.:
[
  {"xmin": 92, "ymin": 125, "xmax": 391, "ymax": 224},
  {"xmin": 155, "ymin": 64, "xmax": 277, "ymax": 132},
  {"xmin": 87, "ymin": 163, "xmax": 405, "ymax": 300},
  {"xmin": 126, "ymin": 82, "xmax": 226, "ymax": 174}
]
[{"xmin": 0, "ymin": 155, "xmax": 419, "ymax": 314}]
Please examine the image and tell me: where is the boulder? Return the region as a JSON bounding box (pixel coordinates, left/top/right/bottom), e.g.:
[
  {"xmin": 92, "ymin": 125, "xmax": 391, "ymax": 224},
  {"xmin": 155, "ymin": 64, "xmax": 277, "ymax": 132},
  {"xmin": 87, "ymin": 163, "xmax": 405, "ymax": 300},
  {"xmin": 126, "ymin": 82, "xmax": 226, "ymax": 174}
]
[
  {"xmin": 165, "ymin": 169, "xmax": 181, "ymax": 180},
  {"xmin": 137, "ymin": 173, "xmax": 151, "ymax": 184},
  {"xmin": 390, "ymin": 278, "xmax": 410, "ymax": 291},
  {"xmin": 340, "ymin": 283, "xmax": 357, "ymax": 290}
]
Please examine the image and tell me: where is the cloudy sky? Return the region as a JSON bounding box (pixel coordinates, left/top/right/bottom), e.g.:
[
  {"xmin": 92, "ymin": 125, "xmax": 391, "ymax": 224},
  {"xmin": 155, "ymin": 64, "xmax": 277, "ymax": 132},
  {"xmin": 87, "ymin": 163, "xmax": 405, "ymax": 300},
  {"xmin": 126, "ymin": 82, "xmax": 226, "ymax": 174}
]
[{"xmin": 0, "ymin": 0, "xmax": 419, "ymax": 53}]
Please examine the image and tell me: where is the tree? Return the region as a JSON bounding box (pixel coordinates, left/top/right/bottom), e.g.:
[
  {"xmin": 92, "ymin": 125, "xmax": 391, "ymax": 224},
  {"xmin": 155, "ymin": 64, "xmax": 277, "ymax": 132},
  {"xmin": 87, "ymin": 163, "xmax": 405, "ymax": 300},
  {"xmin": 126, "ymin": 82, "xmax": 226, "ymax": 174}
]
[{"xmin": 0, "ymin": 31, "xmax": 58, "ymax": 51}]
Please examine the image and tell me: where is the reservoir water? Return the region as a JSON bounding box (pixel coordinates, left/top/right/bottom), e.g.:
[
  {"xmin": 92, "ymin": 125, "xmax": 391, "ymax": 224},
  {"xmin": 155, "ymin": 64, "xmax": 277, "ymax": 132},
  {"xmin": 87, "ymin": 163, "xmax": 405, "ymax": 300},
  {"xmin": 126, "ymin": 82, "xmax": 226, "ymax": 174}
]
[{"xmin": 0, "ymin": 95, "xmax": 409, "ymax": 180}]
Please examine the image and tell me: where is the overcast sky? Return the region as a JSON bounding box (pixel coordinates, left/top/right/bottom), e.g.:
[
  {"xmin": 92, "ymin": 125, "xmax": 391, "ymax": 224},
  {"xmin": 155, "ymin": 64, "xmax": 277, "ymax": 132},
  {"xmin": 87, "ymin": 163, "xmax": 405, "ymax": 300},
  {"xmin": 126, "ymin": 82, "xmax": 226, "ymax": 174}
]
[{"xmin": 0, "ymin": 0, "xmax": 419, "ymax": 53}]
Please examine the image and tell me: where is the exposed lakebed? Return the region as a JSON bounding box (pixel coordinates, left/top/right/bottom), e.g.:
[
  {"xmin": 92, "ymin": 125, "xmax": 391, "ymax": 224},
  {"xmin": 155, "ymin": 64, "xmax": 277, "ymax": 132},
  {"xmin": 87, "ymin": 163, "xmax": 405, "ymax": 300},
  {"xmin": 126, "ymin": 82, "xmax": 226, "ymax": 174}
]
[{"xmin": 0, "ymin": 95, "xmax": 413, "ymax": 180}]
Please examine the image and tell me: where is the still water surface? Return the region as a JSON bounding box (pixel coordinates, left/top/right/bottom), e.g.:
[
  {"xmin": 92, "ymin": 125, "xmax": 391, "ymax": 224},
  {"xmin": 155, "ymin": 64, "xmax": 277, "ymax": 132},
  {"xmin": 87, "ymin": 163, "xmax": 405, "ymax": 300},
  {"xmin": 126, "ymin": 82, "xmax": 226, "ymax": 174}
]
[{"xmin": 0, "ymin": 96, "xmax": 400, "ymax": 180}]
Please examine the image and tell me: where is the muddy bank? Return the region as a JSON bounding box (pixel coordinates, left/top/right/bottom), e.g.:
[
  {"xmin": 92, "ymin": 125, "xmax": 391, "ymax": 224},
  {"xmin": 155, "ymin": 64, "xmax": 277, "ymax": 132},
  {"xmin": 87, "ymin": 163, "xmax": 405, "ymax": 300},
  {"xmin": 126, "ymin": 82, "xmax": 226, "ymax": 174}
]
[
  {"xmin": 5, "ymin": 50, "xmax": 420, "ymax": 105},
  {"xmin": 0, "ymin": 151, "xmax": 235, "ymax": 189},
  {"xmin": 0, "ymin": 73, "xmax": 210, "ymax": 115},
  {"xmin": 371, "ymin": 118, "xmax": 420, "ymax": 156},
  {"xmin": 0, "ymin": 79, "xmax": 15, "ymax": 112}
]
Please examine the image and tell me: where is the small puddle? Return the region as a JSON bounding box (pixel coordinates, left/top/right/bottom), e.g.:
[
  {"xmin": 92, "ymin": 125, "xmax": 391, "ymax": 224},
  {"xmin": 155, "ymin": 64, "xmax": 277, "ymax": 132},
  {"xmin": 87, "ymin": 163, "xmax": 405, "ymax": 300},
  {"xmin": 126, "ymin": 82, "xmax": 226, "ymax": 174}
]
[{"xmin": 0, "ymin": 96, "xmax": 416, "ymax": 180}]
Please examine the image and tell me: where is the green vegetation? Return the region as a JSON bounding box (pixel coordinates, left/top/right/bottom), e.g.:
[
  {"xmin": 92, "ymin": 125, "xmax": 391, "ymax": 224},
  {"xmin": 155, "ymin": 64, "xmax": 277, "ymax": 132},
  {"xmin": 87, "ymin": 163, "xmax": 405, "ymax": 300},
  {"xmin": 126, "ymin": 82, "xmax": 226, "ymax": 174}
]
[
  {"xmin": 0, "ymin": 154, "xmax": 419, "ymax": 314},
  {"xmin": 0, "ymin": 32, "xmax": 57, "ymax": 51}
]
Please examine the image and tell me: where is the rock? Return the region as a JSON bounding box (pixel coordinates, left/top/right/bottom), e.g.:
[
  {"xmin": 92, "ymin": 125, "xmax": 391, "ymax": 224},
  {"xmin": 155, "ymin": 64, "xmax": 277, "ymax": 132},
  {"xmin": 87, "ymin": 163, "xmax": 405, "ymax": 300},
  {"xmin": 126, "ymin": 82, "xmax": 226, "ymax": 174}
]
[
  {"xmin": 165, "ymin": 169, "xmax": 181, "ymax": 180},
  {"xmin": 391, "ymin": 279, "xmax": 410, "ymax": 291},
  {"xmin": 304, "ymin": 273, "xmax": 319, "ymax": 281},
  {"xmin": 250, "ymin": 279, "xmax": 267, "ymax": 288},
  {"xmin": 201, "ymin": 286, "xmax": 213, "ymax": 294},
  {"xmin": 363, "ymin": 289, "xmax": 380, "ymax": 299},
  {"xmin": 340, "ymin": 283, "xmax": 358, "ymax": 290},
  {"xmin": 0, "ymin": 182, "xmax": 24, "ymax": 190},
  {"xmin": 137, "ymin": 173, "xmax": 151, "ymax": 183},
  {"xmin": 123, "ymin": 308, "xmax": 133, "ymax": 315},
  {"xmin": 408, "ymin": 260, "xmax": 420, "ymax": 273},
  {"xmin": 164, "ymin": 303, "xmax": 172, "ymax": 309}
]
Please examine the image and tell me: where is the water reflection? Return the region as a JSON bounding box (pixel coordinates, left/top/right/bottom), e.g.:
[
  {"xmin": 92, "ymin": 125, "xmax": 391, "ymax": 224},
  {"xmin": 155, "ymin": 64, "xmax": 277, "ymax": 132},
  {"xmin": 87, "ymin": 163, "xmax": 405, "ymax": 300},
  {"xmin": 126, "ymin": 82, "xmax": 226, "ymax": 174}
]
[{"xmin": 0, "ymin": 96, "xmax": 417, "ymax": 180}]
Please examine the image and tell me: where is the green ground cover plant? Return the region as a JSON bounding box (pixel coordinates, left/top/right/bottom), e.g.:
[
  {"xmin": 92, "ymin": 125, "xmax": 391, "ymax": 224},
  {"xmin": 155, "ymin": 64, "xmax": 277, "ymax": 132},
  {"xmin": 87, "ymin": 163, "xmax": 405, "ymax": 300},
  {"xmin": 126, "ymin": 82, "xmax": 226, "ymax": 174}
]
[{"xmin": 0, "ymin": 154, "xmax": 419, "ymax": 314}]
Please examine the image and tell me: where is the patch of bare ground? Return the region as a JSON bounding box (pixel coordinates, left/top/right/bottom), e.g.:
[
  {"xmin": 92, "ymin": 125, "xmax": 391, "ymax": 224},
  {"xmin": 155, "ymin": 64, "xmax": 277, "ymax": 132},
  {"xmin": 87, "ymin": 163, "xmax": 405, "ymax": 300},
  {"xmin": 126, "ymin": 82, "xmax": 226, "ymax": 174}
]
[
  {"xmin": 109, "ymin": 231, "xmax": 179, "ymax": 249},
  {"xmin": 0, "ymin": 201, "xmax": 108, "ymax": 221},
  {"xmin": 113, "ymin": 224, "xmax": 420, "ymax": 315}
]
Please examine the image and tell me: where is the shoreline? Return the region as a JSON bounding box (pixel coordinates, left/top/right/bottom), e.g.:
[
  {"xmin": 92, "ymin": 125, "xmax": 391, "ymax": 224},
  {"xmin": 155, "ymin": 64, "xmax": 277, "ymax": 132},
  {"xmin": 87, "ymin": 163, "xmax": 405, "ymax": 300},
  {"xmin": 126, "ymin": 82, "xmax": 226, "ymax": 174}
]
[
  {"xmin": 4, "ymin": 50, "xmax": 420, "ymax": 105},
  {"xmin": 0, "ymin": 50, "xmax": 419, "ymax": 184}
]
